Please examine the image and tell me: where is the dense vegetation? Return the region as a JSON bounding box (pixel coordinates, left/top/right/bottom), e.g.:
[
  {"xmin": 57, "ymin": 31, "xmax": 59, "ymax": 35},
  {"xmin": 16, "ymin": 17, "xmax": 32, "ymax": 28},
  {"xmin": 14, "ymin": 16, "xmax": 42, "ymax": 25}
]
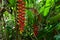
[{"xmin": 0, "ymin": 0, "xmax": 60, "ymax": 40}]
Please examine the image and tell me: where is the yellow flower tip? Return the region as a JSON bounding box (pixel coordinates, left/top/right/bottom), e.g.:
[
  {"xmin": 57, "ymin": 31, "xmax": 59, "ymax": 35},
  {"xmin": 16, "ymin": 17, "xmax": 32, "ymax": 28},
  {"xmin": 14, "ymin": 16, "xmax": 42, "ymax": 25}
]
[{"xmin": 20, "ymin": 30, "xmax": 24, "ymax": 34}]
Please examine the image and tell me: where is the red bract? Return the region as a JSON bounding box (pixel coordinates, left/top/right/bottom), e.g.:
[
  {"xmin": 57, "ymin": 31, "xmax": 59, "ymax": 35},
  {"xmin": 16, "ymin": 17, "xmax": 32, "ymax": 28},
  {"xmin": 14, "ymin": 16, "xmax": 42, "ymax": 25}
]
[
  {"xmin": 17, "ymin": 10, "xmax": 22, "ymax": 12},
  {"xmin": 18, "ymin": 4, "xmax": 25, "ymax": 7},
  {"xmin": 18, "ymin": 14, "xmax": 24, "ymax": 17},
  {"xmin": 34, "ymin": 31, "xmax": 38, "ymax": 36},
  {"xmin": 17, "ymin": 4, "xmax": 22, "ymax": 6},
  {"xmin": 21, "ymin": 8, "xmax": 25, "ymax": 11},
  {"xmin": 19, "ymin": 16, "xmax": 25, "ymax": 20},
  {"xmin": 18, "ymin": 20, "xmax": 25, "ymax": 27},
  {"xmin": 17, "ymin": 7, "xmax": 22, "ymax": 9},
  {"xmin": 18, "ymin": 15, "xmax": 25, "ymax": 19},
  {"xmin": 18, "ymin": 20, "xmax": 24, "ymax": 23},
  {"xmin": 17, "ymin": 10, "xmax": 25, "ymax": 13},
  {"xmin": 33, "ymin": 24, "xmax": 38, "ymax": 36},
  {"xmin": 22, "ymin": 17, "xmax": 25, "ymax": 21},
  {"xmin": 17, "ymin": 6, "xmax": 26, "ymax": 9},
  {"xmin": 20, "ymin": 21, "xmax": 24, "ymax": 25},
  {"xmin": 20, "ymin": 27, "xmax": 24, "ymax": 30},
  {"xmin": 21, "ymin": 5, "xmax": 25, "ymax": 7},
  {"xmin": 21, "ymin": 13, "xmax": 25, "ymax": 15},
  {"xmin": 20, "ymin": 24, "xmax": 25, "ymax": 28},
  {"xmin": 20, "ymin": 7, "xmax": 25, "ymax": 10},
  {"xmin": 20, "ymin": 23, "xmax": 25, "ymax": 28},
  {"xmin": 19, "ymin": 14, "xmax": 25, "ymax": 16},
  {"xmin": 21, "ymin": 11, "xmax": 25, "ymax": 13}
]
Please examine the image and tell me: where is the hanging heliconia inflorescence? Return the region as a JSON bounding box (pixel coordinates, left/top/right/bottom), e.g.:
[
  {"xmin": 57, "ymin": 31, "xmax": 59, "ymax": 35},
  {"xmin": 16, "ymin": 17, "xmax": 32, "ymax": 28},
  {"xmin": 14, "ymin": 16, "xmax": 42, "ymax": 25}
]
[
  {"xmin": 33, "ymin": 24, "xmax": 38, "ymax": 36},
  {"xmin": 27, "ymin": 8, "xmax": 39, "ymax": 36},
  {"xmin": 17, "ymin": 0, "xmax": 25, "ymax": 34},
  {"xmin": 31, "ymin": 8, "xmax": 39, "ymax": 36}
]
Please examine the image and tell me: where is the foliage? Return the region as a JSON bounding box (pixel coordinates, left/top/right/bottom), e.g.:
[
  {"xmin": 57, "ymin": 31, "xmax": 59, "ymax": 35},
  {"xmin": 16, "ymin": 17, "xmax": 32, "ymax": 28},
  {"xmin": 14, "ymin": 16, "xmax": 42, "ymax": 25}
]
[{"xmin": 0, "ymin": 0, "xmax": 60, "ymax": 40}]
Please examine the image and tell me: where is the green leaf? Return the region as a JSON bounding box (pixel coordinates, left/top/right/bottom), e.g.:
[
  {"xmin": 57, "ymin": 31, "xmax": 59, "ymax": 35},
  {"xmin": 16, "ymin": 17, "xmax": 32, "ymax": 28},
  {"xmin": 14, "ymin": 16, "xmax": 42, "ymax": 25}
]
[
  {"xmin": 8, "ymin": 0, "xmax": 16, "ymax": 7},
  {"xmin": 43, "ymin": 7, "xmax": 50, "ymax": 16}
]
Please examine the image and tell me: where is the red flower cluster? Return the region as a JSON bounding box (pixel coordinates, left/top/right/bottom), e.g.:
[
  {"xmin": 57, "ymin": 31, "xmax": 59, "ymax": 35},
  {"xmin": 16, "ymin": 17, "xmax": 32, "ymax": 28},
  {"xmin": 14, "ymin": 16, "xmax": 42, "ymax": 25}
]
[
  {"xmin": 17, "ymin": 0, "xmax": 25, "ymax": 33},
  {"xmin": 33, "ymin": 24, "xmax": 38, "ymax": 36}
]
